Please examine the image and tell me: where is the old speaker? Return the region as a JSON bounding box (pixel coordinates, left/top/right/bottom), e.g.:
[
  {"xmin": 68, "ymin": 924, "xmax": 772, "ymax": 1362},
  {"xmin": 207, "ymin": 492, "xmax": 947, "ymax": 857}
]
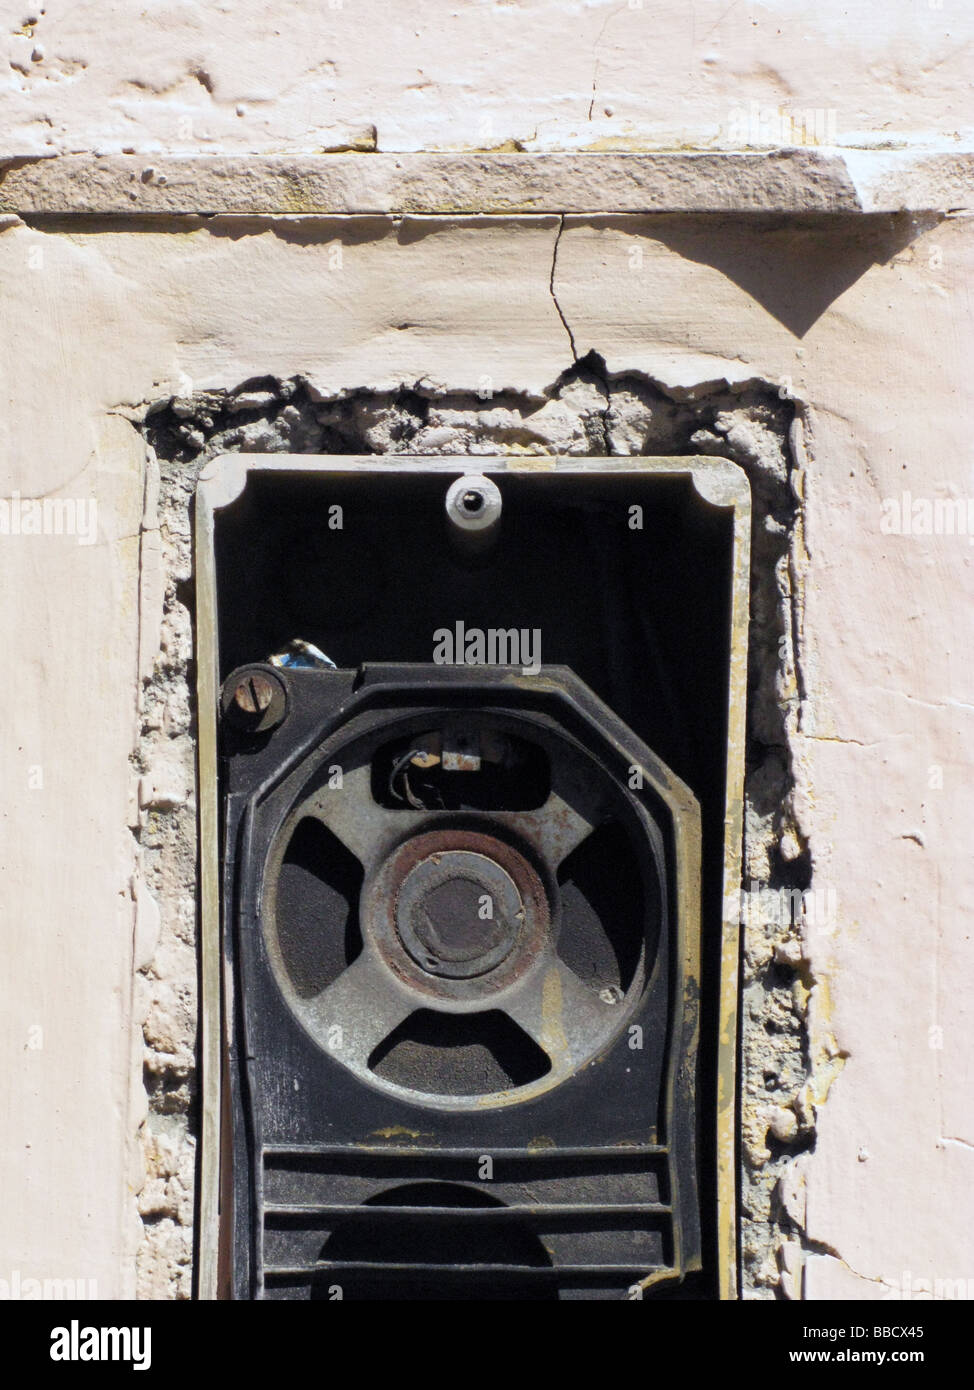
[
  {"xmin": 198, "ymin": 455, "xmax": 750, "ymax": 1300},
  {"xmin": 221, "ymin": 659, "xmax": 701, "ymax": 1299}
]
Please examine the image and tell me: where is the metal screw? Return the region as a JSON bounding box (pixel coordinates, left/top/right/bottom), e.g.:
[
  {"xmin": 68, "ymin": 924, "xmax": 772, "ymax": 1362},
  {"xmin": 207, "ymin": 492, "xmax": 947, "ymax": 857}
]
[
  {"xmin": 222, "ymin": 667, "xmax": 287, "ymax": 733},
  {"xmin": 599, "ymin": 985, "xmax": 624, "ymax": 1005},
  {"xmin": 233, "ymin": 673, "xmax": 275, "ymax": 715}
]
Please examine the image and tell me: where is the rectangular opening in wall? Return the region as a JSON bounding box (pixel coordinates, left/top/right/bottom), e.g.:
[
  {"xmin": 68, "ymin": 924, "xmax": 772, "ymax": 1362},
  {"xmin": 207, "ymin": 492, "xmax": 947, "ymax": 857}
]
[{"xmin": 195, "ymin": 455, "xmax": 750, "ymax": 1300}]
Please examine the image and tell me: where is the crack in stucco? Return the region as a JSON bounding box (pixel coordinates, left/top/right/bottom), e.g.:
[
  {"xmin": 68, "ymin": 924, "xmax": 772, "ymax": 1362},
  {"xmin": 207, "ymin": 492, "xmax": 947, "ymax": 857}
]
[
  {"xmin": 549, "ymin": 214, "xmax": 578, "ymax": 362},
  {"xmin": 803, "ymin": 1244, "xmax": 897, "ymax": 1295},
  {"xmin": 586, "ymin": 3, "xmax": 625, "ymax": 123}
]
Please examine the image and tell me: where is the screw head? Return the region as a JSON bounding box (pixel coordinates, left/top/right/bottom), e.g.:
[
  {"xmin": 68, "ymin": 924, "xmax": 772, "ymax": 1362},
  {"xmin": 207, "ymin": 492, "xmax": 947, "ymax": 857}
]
[
  {"xmin": 234, "ymin": 673, "xmax": 275, "ymax": 714},
  {"xmin": 221, "ymin": 666, "xmax": 287, "ymax": 733}
]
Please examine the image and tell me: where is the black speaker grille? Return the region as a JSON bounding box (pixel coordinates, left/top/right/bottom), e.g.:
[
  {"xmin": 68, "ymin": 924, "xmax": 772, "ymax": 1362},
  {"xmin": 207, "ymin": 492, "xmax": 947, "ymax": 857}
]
[{"xmin": 260, "ymin": 1145, "xmax": 673, "ymax": 1300}]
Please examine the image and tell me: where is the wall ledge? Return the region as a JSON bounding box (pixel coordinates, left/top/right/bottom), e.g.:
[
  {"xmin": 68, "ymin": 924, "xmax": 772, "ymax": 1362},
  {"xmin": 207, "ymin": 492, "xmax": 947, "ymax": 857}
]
[{"xmin": 1, "ymin": 149, "xmax": 971, "ymax": 217}]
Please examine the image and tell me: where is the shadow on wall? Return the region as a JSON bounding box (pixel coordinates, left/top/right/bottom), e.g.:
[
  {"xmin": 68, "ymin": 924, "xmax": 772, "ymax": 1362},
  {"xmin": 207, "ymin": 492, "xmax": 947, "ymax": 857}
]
[
  {"xmin": 17, "ymin": 209, "xmax": 936, "ymax": 341},
  {"xmin": 610, "ymin": 212, "xmax": 937, "ymax": 336}
]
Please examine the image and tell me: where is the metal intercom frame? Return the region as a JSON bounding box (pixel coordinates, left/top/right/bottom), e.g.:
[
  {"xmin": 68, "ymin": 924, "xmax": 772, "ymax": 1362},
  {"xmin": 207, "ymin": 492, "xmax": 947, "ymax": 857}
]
[{"xmin": 194, "ymin": 453, "xmax": 751, "ymax": 1300}]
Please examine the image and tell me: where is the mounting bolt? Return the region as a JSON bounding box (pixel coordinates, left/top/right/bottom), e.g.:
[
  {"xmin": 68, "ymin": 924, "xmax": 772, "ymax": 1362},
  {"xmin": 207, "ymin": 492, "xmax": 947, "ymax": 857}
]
[
  {"xmin": 445, "ymin": 473, "xmax": 502, "ymax": 559},
  {"xmin": 221, "ymin": 666, "xmax": 287, "ymax": 734}
]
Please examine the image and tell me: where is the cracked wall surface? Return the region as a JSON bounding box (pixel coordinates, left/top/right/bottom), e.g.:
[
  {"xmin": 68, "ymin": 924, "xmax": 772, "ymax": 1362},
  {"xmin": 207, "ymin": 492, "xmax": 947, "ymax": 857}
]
[{"xmin": 1, "ymin": 206, "xmax": 971, "ymax": 1300}]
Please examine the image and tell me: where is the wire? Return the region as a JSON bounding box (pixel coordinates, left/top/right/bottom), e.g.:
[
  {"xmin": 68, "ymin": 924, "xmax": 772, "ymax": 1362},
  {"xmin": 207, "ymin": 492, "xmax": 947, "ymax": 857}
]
[{"xmin": 388, "ymin": 749, "xmax": 426, "ymax": 809}]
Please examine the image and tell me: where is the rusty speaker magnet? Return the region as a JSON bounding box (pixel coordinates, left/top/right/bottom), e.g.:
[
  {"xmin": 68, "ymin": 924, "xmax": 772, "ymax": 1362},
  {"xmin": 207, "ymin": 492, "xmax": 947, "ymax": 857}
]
[
  {"xmin": 367, "ymin": 828, "xmax": 550, "ymax": 998},
  {"xmin": 396, "ymin": 853, "xmax": 523, "ymax": 978}
]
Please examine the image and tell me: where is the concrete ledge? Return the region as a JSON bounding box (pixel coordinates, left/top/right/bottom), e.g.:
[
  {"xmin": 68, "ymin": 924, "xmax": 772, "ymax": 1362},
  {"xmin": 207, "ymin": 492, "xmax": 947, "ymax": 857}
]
[{"xmin": 1, "ymin": 150, "xmax": 971, "ymax": 216}]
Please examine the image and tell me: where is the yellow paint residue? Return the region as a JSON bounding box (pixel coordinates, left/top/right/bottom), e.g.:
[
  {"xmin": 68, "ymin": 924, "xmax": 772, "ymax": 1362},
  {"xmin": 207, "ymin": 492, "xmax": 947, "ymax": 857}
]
[{"xmin": 540, "ymin": 966, "xmax": 570, "ymax": 1062}]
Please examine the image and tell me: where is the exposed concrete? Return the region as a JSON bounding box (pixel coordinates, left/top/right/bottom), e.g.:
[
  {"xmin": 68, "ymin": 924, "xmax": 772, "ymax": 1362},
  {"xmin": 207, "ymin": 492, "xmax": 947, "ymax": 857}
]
[{"xmin": 130, "ymin": 446, "xmax": 198, "ymax": 1298}]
